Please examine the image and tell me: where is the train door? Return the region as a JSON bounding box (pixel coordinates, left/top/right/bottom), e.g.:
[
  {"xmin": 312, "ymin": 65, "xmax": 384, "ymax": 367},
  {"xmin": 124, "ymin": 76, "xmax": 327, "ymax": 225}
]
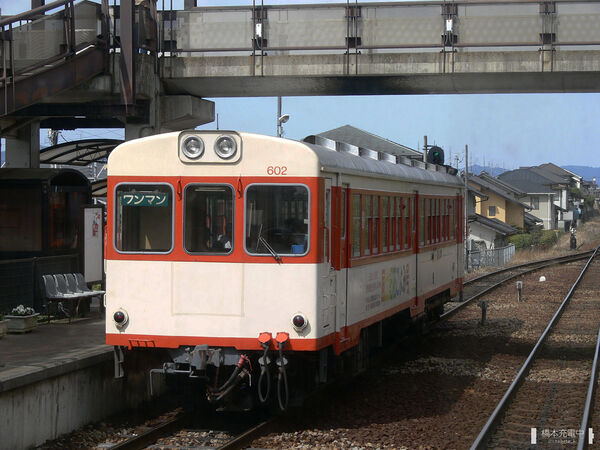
[
  {"xmin": 331, "ymin": 183, "xmax": 349, "ymax": 339},
  {"xmin": 319, "ymin": 178, "xmax": 337, "ymax": 338}
]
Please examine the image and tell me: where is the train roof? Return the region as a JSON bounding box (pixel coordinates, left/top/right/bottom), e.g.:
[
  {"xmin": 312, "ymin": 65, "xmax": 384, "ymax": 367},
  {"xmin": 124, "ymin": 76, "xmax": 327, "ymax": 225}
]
[{"xmin": 303, "ymin": 135, "xmax": 463, "ymax": 189}]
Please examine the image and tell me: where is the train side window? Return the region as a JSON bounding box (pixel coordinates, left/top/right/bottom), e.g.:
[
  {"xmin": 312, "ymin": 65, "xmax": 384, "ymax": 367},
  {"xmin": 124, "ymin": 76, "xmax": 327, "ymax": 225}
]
[
  {"xmin": 406, "ymin": 197, "xmax": 413, "ymax": 249},
  {"xmin": 419, "ymin": 198, "xmax": 424, "ymax": 247},
  {"xmin": 450, "ymin": 199, "xmax": 456, "ymax": 240},
  {"xmin": 364, "ymin": 195, "xmax": 371, "ymax": 256},
  {"xmin": 382, "ymin": 196, "xmax": 389, "ymax": 252},
  {"xmin": 352, "ymin": 194, "xmax": 361, "ymax": 257},
  {"xmin": 184, "ymin": 184, "xmax": 234, "ymax": 254},
  {"xmin": 396, "ymin": 197, "xmax": 402, "ymax": 251},
  {"xmin": 245, "ymin": 184, "xmax": 309, "ymax": 257},
  {"xmin": 341, "ymin": 190, "xmax": 347, "ymax": 239},
  {"xmin": 373, "ymin": 196, "xmax": 379, "ymax": 254},
  {"xmin": 114, "ymin": 183, "xmax": 173, "ymax": 253}
]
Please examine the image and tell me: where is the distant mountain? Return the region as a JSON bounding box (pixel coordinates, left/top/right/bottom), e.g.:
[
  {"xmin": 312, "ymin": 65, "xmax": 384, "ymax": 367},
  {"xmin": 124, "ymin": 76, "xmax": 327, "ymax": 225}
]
[
  {"xmin": 469, "ymin": 164, "xmax": 507, "ymax": 176},
  {"xmin": 562, "ymin": 166, "xmax": 600, "ymax": 181}
]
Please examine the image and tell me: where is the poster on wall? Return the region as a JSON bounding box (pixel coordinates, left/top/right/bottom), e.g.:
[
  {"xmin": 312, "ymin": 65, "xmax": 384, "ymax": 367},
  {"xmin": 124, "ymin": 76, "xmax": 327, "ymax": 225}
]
[{"xmin": 83, "ymin": 206, "xmax": 104, "ymax": 283}]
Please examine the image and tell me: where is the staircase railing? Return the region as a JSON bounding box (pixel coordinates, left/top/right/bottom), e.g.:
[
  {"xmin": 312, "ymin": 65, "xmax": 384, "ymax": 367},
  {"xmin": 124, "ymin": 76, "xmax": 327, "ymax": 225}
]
[{"xmin": 0, "ymin": 0, "xmax": 109, "ymax": 116}]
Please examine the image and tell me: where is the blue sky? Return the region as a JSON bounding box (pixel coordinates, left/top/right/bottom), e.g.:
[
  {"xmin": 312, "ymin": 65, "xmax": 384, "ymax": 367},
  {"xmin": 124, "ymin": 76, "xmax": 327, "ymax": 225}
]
[{"xmin": 2, "ymin": 0, "xmax": 599, "ymax": 170}]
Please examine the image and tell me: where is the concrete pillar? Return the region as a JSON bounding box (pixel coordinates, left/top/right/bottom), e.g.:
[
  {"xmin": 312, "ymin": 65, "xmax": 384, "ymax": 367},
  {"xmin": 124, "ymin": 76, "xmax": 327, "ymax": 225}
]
[{"xmin": 4, "ymin": 122, "xmax": 40, "ymax": 168}]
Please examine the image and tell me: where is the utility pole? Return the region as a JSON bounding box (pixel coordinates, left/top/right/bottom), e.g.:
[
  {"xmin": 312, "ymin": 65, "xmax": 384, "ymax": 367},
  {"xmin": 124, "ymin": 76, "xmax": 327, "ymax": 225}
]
[{"xmin": 464, "ymin": 144, "xmax": 469, "ymax": 273}]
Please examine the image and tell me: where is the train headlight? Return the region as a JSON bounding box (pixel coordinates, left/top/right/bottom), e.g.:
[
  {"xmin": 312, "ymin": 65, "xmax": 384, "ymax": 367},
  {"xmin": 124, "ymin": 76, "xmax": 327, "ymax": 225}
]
[
  {"xmin": 113, "ymin": 309, "xmax": 129, "ymax": 328},
  {"xmin": 182, "ymin": 136, "xmax": 204, "ymax": 159},
  {"xmin": 214, "ymin": 135, "xmax": 237, "ymax": 159},
  {"xmin": 291, "ymin": 313, "xmax": 308, "ymax": 331}
]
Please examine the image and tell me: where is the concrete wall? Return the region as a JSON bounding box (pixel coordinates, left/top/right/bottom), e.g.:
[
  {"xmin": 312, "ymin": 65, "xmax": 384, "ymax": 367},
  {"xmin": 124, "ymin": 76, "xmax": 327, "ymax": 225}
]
[
  {"xmin": 469, "ymin": 222, "xmax": 496, "ymax": 249},
  {"xmin": 0, "ymin": 347, "xmax": 165, "ymax": 449}
]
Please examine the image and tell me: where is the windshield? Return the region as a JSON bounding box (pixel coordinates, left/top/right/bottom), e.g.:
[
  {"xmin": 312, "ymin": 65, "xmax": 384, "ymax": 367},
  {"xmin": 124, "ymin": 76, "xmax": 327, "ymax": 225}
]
[
  {"xmin": 245, "ymin": 185, "xmax": 309, "ymax": 256},
  {"xmin": 184, "ymin": 184, "xmax": 234, "ymax": 254}
]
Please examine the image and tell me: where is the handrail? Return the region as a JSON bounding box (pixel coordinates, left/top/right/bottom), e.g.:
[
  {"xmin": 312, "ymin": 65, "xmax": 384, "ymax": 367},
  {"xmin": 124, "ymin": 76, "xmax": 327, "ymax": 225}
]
[{"xmin": 0, "ymin": 0, "xmax": 71, "ymax": 28}]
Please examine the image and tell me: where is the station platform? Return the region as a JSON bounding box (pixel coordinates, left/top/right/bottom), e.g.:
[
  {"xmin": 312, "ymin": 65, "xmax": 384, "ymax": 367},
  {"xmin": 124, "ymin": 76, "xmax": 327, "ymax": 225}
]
[{"xmin": 0, "ymin": 312, "xmax": 111, "ymax": 394}]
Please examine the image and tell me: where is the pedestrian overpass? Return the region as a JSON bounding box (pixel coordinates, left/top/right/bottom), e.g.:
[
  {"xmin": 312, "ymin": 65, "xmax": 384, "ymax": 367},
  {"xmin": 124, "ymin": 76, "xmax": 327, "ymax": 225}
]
[{"xmin": 2, "ymin": 0, "xmax": 600, "ymax": 166}]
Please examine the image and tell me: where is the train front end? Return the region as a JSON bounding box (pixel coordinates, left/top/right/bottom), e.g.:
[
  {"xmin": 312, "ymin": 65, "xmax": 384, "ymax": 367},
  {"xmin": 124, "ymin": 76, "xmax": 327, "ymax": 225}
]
[{"xmin": 105, "ymin": 131, "xmax": 326, "ymax": 409}]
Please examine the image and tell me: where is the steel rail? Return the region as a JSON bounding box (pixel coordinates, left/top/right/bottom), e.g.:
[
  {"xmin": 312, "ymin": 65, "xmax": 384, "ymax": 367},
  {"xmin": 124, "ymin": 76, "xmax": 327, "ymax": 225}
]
[
  {"xmin": 442, "ymin": 251, "xmax": 593, "ymax": 320},
  {"xmin": 108, "ymin": 414, "xmax": 185, "ymax": 450},
  {"xmin": 577, "ymin": 326, "xmax": 600, "ymax": 449},
  {"xmin": 465, "ymin": 250, "xmax": 593, "ymax": 286},
  {"xmin": 470, "ymin": 246, "xmax": 600, "ymax": 450},
  {"xmin": 217, "ymin": 418, "xmax": 276, "ymax": 450}
]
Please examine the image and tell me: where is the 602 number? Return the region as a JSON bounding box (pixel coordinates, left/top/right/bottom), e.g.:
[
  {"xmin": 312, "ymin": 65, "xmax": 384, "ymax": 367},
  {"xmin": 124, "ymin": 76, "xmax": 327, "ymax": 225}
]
[{"xmin": 267, "ymin": 166, "xmax": 288, "ymax": 176}]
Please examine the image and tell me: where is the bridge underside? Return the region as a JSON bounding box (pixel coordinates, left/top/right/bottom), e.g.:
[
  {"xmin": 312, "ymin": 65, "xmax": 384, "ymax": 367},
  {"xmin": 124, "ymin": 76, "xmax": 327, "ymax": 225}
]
[
  {"xmin": 163, "ymin": 50, "xmax": 600, "ymax": 97},
  {"xmin": 164, "ymin": 71, "xmax": 600, "ymax": 97}
]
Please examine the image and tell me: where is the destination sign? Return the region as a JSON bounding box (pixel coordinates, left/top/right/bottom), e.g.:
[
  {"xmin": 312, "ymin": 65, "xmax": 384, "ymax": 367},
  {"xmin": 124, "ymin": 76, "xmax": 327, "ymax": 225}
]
[{"xmin": 120, "ymin": 193, "xmax": 169, "ymax": 207}]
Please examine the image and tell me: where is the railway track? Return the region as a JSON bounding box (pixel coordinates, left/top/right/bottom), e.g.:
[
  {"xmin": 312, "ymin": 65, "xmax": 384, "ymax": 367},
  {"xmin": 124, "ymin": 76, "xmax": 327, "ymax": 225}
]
[
  {"xmin": 471, "ymin": 246, "xmax": 600, "ymax": 449},
  {"xmin": 443, "ymin": 250, "xmax": 594, "ymax": 320},
  {"xmin": 108, "ymin": 410, "xmax": 274, "ymax": 450}
]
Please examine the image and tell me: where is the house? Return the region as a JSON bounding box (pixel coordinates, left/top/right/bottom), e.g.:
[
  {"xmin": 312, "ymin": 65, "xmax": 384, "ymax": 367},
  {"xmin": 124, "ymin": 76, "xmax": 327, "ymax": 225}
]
[
  {"xmin": 467, "ymin": 171, "xmax": 530, "ymax": 229},
  {"xmin": 465, "ymin": 180, "xmax": 517, "ymax": 250},
  {"xmin": 538, "ymin": 163, "xmax": 583, "ymax": 190},
  {"xmin": 527, "ymin": 166, "xmax": 570, "ymax": 228},
  {"xmin": 498, "ymin": 168, "xmax": 561, "ymax": 230}
]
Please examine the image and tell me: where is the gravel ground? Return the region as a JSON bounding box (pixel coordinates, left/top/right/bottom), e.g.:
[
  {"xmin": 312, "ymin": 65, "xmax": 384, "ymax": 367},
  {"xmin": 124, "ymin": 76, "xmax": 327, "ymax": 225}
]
[{"xmin": 252, "ymin": 261, "xmax": 588, "ymax": 449}]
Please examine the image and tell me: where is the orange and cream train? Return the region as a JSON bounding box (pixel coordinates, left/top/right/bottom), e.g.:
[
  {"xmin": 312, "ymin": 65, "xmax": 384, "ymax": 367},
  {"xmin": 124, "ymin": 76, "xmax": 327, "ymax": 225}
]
[{"xmin": 106, "ymin": 131, "xmax": 464, "ymax": 409}]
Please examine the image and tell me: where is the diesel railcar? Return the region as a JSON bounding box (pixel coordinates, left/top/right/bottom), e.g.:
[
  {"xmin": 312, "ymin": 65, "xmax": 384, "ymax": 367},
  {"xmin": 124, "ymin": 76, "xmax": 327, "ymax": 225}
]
[{"xmin": 105, "ymin": 131, "xmax": 464, "ymax": 409}]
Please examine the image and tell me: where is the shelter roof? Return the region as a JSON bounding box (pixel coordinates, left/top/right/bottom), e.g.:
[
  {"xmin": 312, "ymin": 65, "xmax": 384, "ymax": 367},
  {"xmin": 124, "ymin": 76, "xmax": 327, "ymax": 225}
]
[{"xmin": 40, "ymin": 139, "xmax": 122, "ymax": 166}]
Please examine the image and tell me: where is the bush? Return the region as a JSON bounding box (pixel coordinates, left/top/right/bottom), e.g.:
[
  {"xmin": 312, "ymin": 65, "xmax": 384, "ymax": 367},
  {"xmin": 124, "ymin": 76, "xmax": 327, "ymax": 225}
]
[
  {"xmin": 509, "ymin": 233, "xmax": 532, "ymax": 249},
  {"xmin": 539, "ymin": 230, "xmax": 558, "ymax": 247},
  {"xmin": 509, "ymin": 229, "xmax": 559, "ymax": 249}
]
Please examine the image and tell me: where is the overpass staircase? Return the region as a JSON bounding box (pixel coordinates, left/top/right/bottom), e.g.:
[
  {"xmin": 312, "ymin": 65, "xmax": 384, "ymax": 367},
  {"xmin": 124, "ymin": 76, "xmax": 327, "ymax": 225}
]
[{"xmin": 0, "ymin": 1, "xmax": 110, "ymax": 126}]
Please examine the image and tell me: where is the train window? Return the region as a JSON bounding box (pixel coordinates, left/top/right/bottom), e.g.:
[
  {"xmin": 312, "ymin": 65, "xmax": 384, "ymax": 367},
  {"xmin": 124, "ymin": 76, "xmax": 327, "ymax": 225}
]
[
  {"xmin": 405, "ymin": 197, "xmax": 412, "ymax": 249},
  {"xmin": 363, "ymin": 195, "xmax": 371, "ymax": 256},
  {"xmin": 373, "ymin": 196, "xmax": 379, "ymax": 254},
  {"xmin": 394, "ymin": 197, "xmax": 404, "ymax": 250},
  {"xmin": 419, "ymin": 198, "xmax": 424, "ymax": 246},
  {"xmin": 450, "ymin": 199, "xmax": 456, "ymax": 240},
  {"xmin": 245, "ymin": 185, "xmax": 309, "ymax": 257},
  {"xmin": 184, "ymin": 185, "xmax": 234, "ymax": 254},
  {"xmin": 114, "ymin": 184, "xmax": 173, "ymax": 253},
  {"xmin": 382, "ymin": 196, "xmax": 389, "ymax": 252},
  {"xmin": 341, "ymin": 190, "xmax": 347, "ymax": 239},
  {"xmin": 352, "ymin": 194, "xmax": 361, "ymax": 257}
]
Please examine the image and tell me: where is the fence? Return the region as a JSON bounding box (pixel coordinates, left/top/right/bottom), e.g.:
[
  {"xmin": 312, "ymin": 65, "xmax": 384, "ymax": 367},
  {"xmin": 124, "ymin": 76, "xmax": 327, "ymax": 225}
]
[
  {"xmin": 467, "ymin": 244, "xmax": 515, "ymax": 270},
  {"xmin": 0, "ymin": 254, "xmax": 79, "ymax": 314}
]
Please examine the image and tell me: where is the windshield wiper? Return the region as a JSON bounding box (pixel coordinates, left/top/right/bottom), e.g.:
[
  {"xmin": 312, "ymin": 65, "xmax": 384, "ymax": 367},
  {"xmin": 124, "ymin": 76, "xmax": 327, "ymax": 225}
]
[{"xmin": 255, "ymin": 224, "xmax": 282, "ymax": 264}]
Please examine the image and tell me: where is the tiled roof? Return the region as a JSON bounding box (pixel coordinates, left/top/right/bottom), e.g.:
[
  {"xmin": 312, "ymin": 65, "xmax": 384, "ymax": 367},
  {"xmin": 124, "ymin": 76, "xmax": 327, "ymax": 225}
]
[
  {"xmin": 468, "ymin": 213, "xmax": 518, "ymax": 236},
  {"xmin": 468, "ymin": 173, "xmax": 530, "ymax": 209},
  {"xmin": 498, "ymin": 168, "xmax": 557, "ymax": 194}
]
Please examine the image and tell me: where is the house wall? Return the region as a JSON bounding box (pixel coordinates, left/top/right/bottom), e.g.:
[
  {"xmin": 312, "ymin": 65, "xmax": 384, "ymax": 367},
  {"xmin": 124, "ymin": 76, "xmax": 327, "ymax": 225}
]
[
  {"xmin": 469, "ymin": 222, "xmax": 497, "ymax": 249},
  {"xmin": 505, "ymin": 203, "xmax": 524, "ymax": 229},
  {"xmin": 528, "ymin": 194, "xmax": 554, "ymax": 230},
  {"xmin": 475, "ymin": 189, "xmax": 506, "ymax": 222}
]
